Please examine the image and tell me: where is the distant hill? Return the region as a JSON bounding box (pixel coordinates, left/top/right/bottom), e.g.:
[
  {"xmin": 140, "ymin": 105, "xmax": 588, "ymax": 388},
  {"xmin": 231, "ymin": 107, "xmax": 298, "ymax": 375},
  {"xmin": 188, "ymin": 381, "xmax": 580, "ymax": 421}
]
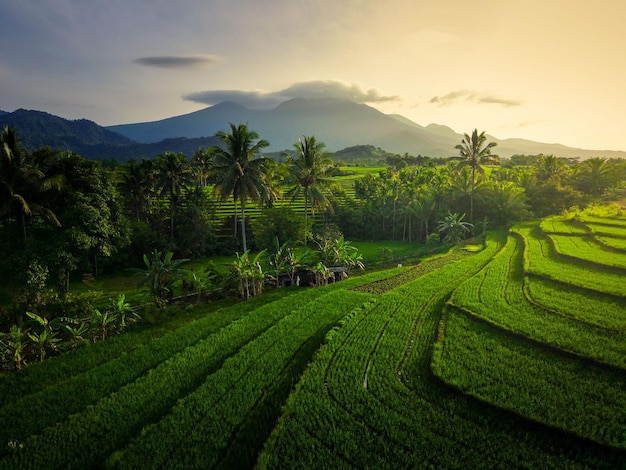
[
  {"xmin": 1, "ymin": 109, "xmax": 134, "ymax": 149},
  {"xmin": 108, "ymin": 98, "xmax": 626, "ymax": 159},
  {"xmin": 0, "ymin": 109, "xmax": 219, "ymax": 161},
  {"xmin": 3, "ymin": 101, "xmax": 626, "ymax": 161},
  {"xmin": 332, "ymin": 145, "xmax": 396, "ymax": 165}
]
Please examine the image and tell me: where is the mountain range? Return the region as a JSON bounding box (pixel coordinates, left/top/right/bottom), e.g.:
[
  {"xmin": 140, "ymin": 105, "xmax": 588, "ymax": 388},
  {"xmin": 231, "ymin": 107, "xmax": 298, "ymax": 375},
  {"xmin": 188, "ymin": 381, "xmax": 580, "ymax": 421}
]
[{"xmin": 2, "ymin": 99, "xmax": 625, "ymax": 161}]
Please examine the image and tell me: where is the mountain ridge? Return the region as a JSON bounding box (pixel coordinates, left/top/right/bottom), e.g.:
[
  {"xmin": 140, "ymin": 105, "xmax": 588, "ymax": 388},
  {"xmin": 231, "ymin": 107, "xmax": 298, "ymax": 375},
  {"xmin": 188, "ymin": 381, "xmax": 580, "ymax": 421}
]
[
  {"xmin": 2, "ymin": 99, "xmax": 625, "ymax": 160},
  {"xmin": 106, "ymin": 98, "xmax": 626, "ymax": 159}
]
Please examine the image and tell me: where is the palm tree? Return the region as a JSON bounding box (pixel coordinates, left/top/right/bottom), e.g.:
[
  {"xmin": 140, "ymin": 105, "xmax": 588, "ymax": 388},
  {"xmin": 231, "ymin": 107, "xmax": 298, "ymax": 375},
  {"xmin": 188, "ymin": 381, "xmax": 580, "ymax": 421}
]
[
  {"xmin": 454, "ymin": 129, "xmax": 497, "ymax": 223},
  {"xmin": 118, "ymin": 159, "xmax": 154, "ymax": 222},
  {"xmin": 192, "ymin": 147, "xmax": 214, "ymax": 187},
  {"xmin": 285, "ymin": 136, "xmax": 333, "ymax": 247},
  {"xmin": 0, "ymin": 126, "xmax": 63, "ymax": 244},
  {"xmin": 410, "ymin": 188, "xmax": 437, "ymax": 241},
  {"xmin": 155, "ymin": 152, "xmax": 193, "ymax": 239},
  {"xmin": 534, "ymin": 154, "xmax": 569, "ymax": 182},
  {"xmin": 482, "ymin": 180, "xmax": 530, "ymax": 227},
  {"xmin": 211, "ymin": 123, "xmax": 271, "ymax": 252},
  {"xmin": 575, "ymin": 157, "xmax": 612, "ymax": 198}
]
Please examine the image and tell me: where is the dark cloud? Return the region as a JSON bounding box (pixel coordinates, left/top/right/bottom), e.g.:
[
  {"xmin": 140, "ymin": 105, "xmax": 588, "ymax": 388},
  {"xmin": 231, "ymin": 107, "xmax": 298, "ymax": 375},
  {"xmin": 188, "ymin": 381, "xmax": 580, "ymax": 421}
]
[
  {"xmin": 430, "ymin": 90, "xmax": 522, "ymax": 107},
  {"xmin": 183, "ymin": 80, "xmax": 399, "ymax": 108},
  {"xmin": 133, "ymin": 55, "xmax": 218, "ymax": 69}
]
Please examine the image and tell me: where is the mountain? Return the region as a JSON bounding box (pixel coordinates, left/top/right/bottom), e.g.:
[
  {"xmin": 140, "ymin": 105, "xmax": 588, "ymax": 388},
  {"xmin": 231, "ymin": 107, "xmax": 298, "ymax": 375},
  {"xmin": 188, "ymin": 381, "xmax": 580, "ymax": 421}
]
[
  {"xmin": 108, "ymin": 98, "xmax": 458, "ymax": 156},
  {"xmin": 3, "ymin": 101, "xmax": 626, "ymax": 161},
  {"xmin": 0, "ymin": 109, "xmax": 219, "ymax": 161},
  {"xmin": 108, "ymin": 98, "xmax": 626, "ymax": 159},
  {"xmin": 1, "ymin": 109, "xmax": 134, "ymax": 150}
]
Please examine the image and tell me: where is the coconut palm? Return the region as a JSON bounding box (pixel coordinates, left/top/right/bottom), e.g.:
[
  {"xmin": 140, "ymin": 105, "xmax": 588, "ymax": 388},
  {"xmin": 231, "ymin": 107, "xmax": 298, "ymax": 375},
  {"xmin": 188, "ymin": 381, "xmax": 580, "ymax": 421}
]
[
  {"xmin": 454, "ymin": 129, "xmax": 497, "ymax": 223},
  {"xmin": 0, "ymin": 126, "xmax": 63, "ymax": 244},
  {"xmin": 211, "ymin": 123, "xmax": 271, "ymax": 252},
  {"xmin": 285, "ymin": 136, "xmax": 333, "ymax": 247},
  {"xmin": 192, "ymin": 147, "xmax": 215, "ymax": 187},
  {"xmin": 410, "ymin": 188, "xmax": 437, "ymax": 241},
  {"xmin": 534, "ymin": 154, "xmax": 569, "ymax": 182},
  {"xmin": 155, "ymin": 152, "xmax": 193, "ymax": 239},
  {"xmin": 575, "ymin": 157, "xmax": 613, "ymax": 198},
  {"xmin": 118, "ymin": 159, "xmax": 155, "ymax": 222}
]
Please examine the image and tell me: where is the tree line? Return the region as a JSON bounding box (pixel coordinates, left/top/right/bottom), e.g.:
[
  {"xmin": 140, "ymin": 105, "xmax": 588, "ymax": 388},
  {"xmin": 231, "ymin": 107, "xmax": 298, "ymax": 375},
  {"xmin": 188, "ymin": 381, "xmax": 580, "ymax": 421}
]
[{"xmin": 2, "ymin": 123, "xmax": 625, "ymax": 301}]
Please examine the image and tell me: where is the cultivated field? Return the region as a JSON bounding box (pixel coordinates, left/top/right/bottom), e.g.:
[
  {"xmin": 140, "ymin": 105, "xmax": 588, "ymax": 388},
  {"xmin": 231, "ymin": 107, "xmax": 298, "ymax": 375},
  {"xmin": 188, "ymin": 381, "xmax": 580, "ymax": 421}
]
[{"xmin": 1, "ymin": 210, "xmax": 625, "ymax": 468}]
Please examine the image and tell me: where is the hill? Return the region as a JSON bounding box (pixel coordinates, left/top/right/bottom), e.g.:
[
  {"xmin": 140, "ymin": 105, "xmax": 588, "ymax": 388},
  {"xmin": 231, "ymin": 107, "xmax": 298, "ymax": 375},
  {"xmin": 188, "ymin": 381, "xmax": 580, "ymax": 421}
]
[
  {"xmin": 0, "ymin": 109, "xmax": 219, "ymax": 161},
  {"xmin": 108, "ymin": 98, "xmax": 626, "ymax": 159},
  {"xmin": 3, "ymin": 101, "xmax": 626, "ymax": 161}
]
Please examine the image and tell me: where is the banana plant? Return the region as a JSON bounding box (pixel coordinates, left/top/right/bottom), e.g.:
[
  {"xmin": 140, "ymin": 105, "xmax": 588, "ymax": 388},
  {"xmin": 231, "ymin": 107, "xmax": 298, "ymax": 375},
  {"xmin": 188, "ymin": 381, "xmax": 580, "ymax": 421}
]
[
  {"xmin": 140, "ymin": 250, "xmax": 190, "ymax": 302},
  {"xmin": 63, "ymin": 321, "xmax": 90, "ymax": 349},
  {"xmin": 268, "ymin": 238, "xmax": 301, "ymax": 288},
  {"xmin": 25, "ymin": 312, "xmax": 64, "ymax": 362},
  {"xmin": 231, "ymin": 250, "xmax": 267, "ymax": 299},
  {"xmin": 109, "ymin": 294, "xmax": 139, "ymax": 329},
  {"xmin": 0, "ymin": 325, "xmax": 29, "ymax": 370},
  {"xmin": 90, "ymin": 309, "xmax": 118, "ymax": 342}
]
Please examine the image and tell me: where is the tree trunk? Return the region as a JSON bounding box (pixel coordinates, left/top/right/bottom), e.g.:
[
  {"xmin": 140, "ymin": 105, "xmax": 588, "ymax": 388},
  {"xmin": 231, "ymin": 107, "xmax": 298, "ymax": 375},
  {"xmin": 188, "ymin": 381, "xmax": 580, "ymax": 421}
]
[
  {"xmin": 470, "ymin": 166, "xmax": 475, "ymax": 223},
  {"xmin": 304, "ymin": 188, "xmax": 309, "ymax": 248},
  {"xmin": 240, "ymin": 197, "xmax": 247, "ymax": 252}
]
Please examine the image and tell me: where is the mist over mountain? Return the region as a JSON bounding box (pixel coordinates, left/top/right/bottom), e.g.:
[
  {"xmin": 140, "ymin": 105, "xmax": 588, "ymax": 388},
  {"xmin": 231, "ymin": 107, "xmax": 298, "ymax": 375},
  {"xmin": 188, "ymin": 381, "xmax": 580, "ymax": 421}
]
[{"xmin": 3, "ymin": 100, "xmax": 625, "ymax": 161}]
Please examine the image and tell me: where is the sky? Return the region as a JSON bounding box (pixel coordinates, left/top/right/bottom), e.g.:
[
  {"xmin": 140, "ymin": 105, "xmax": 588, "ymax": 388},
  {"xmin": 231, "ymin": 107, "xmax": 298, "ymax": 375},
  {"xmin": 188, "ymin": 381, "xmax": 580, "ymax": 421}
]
[{"xmin": 1, "ymin": 0, "xmax": 625, "ymax": 151}]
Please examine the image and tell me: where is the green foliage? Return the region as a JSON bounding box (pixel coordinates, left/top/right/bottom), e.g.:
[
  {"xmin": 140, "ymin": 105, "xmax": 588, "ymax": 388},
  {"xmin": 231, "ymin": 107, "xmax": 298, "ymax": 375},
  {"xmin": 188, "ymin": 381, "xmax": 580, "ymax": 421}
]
[
  {"xmin": 230, "ymin": 250, "xmax": 267, "ymax": 299},
  {"xmin": 211, "ymin": 123, "xmax": 272, "ymax": 252},
  {"xmin": 140, "ymin": 250, "xmax": 190, "ymax": 302},
  {"xmin": 436, "ymin": 211, "xmax": 473, "ymax": 244},
  {"xmin": 24, "ymin": 312, "xmax": 63, "ymax": 362},
  {"xmin": 251, "ymin": 206, "xmax": 305, "ymax": 250},
  {"xmin": 285, "ymin": 136, "xmax": 334, "ymax": 246},
  {"xmin": 2, "ymin": 228, "xmax": 626, "ymax": 467},
  {"xmin": 109, "ymin": 294, "xmax": 139, "ymax": 329},
  {"xmin": 0, "ymin": 325, "xmax": 29, "ymax": 370}
]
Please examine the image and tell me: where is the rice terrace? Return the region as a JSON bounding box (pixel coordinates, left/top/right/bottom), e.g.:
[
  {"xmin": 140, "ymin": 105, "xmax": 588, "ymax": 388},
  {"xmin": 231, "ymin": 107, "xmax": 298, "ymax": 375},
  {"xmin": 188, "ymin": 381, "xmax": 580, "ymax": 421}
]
[{"xmin": 1, "ymin": 205, "xmax": 625, "ymax": 468}]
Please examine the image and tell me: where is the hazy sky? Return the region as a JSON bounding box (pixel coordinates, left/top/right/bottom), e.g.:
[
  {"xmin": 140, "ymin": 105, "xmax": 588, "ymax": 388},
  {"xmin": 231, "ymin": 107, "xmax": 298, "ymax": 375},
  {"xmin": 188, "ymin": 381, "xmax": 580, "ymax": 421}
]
[{"xmin": 1, "ymin": 0, "xmax": 624, "ymax": 151}]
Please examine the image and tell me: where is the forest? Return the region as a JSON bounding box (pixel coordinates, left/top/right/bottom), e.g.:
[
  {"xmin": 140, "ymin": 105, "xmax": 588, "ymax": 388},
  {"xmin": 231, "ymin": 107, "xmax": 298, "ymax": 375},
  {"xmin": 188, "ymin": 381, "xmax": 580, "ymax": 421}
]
[{"xmin": 1, "ymin": 123, "xmax": 625, "ymax": 326}]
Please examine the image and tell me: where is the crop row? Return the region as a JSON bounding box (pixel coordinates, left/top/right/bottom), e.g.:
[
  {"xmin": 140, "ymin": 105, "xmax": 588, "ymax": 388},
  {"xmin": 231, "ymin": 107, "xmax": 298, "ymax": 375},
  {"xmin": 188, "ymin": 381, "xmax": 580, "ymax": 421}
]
[
  {"xmin": 108, "ymin": 291, "xmax": 373, "ymax": 469},
  {"xmin": 0, "ymin": 296, "xmax": 278, "ymax": 455},
  {"xmin": 539, "ymin": 217, "xmax": 588, "ymax": 234},
  {"xmin": 595, "ymin": 234, "xmax": 626, "ymax": 250},
  {"xmin": 526, "ymin": 275, "xmax": 626, "ymax": 332},
  {"xmin": 0, "ymin": 261, "xmax": 408, "ymax": 468},
  {"xmin": 260, "ymin": 235, "xmax": 504, "ymax": 467},
  {"xmin": 584, "ymin": 222, "xmax": 626, "ymax": 238},
  {"xmin": 351, "ymin": 248, "xmax": 471, "ymax": 294},
  {"xmin": 433, "ymin": 308, "xmax": 626, "ymax": 449},
  {"xmin": 547, "ymin": 232, "xmax": 626, "ymax": 270},
  {"xmin": 259, "ymin": 233, "xmax": 623, "ymax": 468},
  {"xmin": 575, "ymin": 213, "xmax": 626, "ymax": 227},
  {"xmin": 512, "ymin": 223, "xmax": 626, "ymax": 297},
  {"xmin": 448, "ymin": 234, "xmax": 626, "ymax": 369},
  {"xmin": 0, "ymin": 290, "xmax": 327, "ymax": 468}
]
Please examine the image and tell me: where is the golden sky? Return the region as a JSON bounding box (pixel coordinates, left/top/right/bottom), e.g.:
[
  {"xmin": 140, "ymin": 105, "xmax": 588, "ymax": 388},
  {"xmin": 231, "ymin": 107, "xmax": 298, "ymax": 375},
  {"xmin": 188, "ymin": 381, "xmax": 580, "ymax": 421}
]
[{"xmin": 1, "ymin": 0, "xmax": 624, "ymax": 151}]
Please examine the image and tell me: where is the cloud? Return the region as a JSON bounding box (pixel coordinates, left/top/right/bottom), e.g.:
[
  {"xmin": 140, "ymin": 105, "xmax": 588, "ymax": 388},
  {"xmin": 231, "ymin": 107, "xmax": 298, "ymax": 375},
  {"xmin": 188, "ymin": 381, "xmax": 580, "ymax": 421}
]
[
  {"xmin": 133, "ymin": 55, "xmax": 219, "ymax": 69},
  {"xmin": 183, "ymin": 80, "xmax": 399, "ymax": 108},
  {"xmin": 430, "ymin": 89, "xmax": 522, "ymax": 107}
]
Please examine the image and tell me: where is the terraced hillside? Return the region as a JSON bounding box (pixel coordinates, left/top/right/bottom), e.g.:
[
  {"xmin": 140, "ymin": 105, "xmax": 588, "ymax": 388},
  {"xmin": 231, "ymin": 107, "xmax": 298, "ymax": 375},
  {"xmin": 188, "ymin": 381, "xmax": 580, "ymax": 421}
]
[{"xmin": 1, "ymin": 211, "xmax": 625, "ymax": 469}]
